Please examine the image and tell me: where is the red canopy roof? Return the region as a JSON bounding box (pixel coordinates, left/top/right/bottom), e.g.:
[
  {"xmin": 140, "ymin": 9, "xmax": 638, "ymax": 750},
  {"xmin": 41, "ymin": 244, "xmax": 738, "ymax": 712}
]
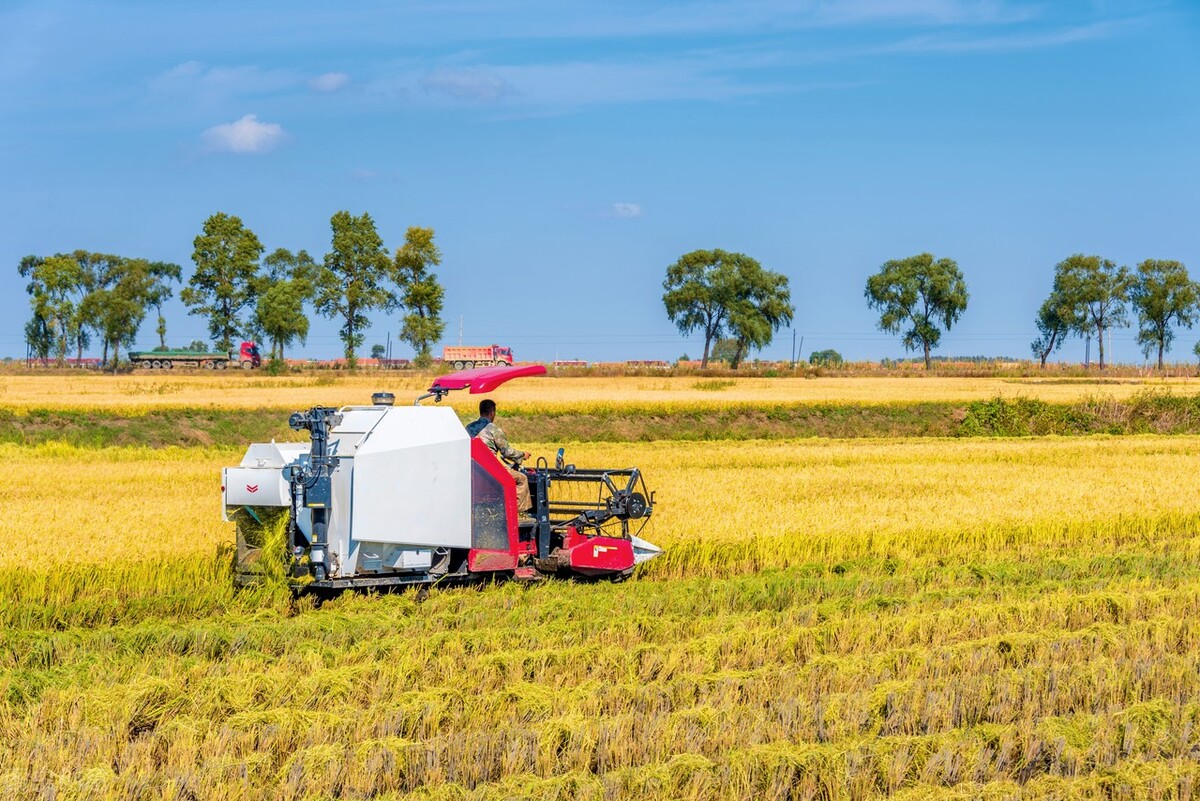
[{"xmin": 429, "ymin": 364, "xmax": 547, "ymax": 394}]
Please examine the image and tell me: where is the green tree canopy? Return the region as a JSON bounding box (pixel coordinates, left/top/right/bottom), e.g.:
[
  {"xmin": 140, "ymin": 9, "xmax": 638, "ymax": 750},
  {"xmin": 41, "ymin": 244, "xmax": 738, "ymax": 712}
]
[
  {"xmin": 725, "ymin": 262, "xmax": 793, "ymax": 369},
  {"xmin": 393, "ymin": 226, "xmax": 446, "ymax": 368},
  {"xmin": 24, "ymin": 314, "xmax": 52, "ymax": 362},
  {"xmin": 80, "ymin": 259, "xmax": 169, "ymax": 370},
  {"xmin": 1053, "ymin": 254, "xmax": 1133, "ymax": 370},
  {"xmin": 20, "ymin": 254, "xmax": 88, "ymax": 363},
  {"xmin": 1030, "ymin": 286, "xmax": 1072, "ymax": 369},
  {"xmin": 256, "ymin": 279, "xmax": 311, "ymax": 361},
  {"xmin": 809, "ymin": 349, "xmax": 843, "ymax": 368},
  {"xmin": 1129, "ymin": 259, "xmax": 1198, "ymax": 369},
  {"xmin": 864, "ymin": 253, "xmax": 968, "ymax": 370},
  {"xmin": 663, "ymin": 249, "xmax": 777, "ymax": 369},
  {"xmin": 181, "ymin": 212, "xmax": 264, "ymax": 352},
  {"xmin": 254, "ymin": 248, "xmax": 317, "ymax": 361},
  {"xmin": 314, "ymin": 211, "xmax": 394, "ymax": 367}
]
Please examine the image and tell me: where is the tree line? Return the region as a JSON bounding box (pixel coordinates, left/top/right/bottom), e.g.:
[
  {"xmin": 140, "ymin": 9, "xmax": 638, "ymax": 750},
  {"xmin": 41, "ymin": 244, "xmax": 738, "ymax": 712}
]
[
  {"xmin": 21, "ymin": 211, "xmax": 446, "ymax": 369},
  {"xmin": 661, "ymin": 249, "xmax": 1196, "ymax": 370}
]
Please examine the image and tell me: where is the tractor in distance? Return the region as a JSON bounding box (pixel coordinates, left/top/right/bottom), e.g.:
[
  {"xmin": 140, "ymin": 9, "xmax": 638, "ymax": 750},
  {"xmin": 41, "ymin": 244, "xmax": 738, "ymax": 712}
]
[{"xmin": 223, "ymin": 365, "xmax": 661, "ymax": 592}]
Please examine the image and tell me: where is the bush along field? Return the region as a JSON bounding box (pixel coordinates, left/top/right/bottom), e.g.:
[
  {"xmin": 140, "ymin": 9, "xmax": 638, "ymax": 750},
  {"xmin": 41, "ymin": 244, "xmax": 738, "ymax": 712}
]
[{"xmin": 5, "ymin": 426, "xmax": 1200, "ymax": 797}]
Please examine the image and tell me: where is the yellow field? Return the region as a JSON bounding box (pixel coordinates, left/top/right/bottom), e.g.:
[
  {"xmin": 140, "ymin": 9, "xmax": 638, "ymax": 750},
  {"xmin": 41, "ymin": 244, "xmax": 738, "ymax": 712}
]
[
  {"xmin": 10, "ymin": 436, "xmax": 1200, "ymax": 571},
  {"xmin": 7, "ymin": 382, "xmax": 1200, "ymax": 799},
  {"xmin": 3, "ymin": 371, "xmax": 1199, "ymax": 411}
]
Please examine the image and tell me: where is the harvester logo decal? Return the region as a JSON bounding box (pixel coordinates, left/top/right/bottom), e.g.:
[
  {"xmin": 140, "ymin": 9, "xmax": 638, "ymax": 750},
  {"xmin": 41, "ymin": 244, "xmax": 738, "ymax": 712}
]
[
  {"xmin": 593, "ymin": 544, "xmax": 615, "ymax": 558},
  {"xmin": 246, "ymin": 484, "xmax": 259, "ymax": 493}
]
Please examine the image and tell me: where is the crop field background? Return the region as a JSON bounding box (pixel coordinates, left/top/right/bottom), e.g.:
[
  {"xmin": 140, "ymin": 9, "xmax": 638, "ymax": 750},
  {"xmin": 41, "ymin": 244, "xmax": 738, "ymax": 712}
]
[
  {"xmin": 4, "ymin": 372, "xmax": 1200, "ymax": 412},
  {"xmin": 5, "ymin": 374, "xmax": 1200, "ymax": 799}
]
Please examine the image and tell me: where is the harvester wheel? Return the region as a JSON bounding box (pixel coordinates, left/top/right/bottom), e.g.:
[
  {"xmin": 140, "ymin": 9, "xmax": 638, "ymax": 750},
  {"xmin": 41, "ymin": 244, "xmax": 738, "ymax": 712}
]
[{"xmin": 453, "ymin": 360, "xmax": 464, "ymax": 369}]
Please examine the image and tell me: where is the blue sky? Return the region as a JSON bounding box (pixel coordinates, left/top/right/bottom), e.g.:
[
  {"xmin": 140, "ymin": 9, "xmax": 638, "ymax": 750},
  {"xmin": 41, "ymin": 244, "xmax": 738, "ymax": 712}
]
[{"xmin": 2, "ymin": 0, "xmax": 1198, "ymax": 363}]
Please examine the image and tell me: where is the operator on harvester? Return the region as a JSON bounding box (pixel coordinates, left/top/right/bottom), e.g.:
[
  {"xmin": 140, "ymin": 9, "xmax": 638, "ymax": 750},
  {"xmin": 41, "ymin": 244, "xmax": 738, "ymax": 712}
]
[{"xmin": 466, "ymin": 398, "xmax": 534, "ymax": 523}]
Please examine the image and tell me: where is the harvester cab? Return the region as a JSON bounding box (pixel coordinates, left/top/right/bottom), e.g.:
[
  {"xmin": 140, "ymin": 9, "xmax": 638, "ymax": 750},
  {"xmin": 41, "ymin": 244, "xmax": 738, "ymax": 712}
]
[{"xmin": 223, "ymin": 365, "xmax": 661, "ymax": 591}]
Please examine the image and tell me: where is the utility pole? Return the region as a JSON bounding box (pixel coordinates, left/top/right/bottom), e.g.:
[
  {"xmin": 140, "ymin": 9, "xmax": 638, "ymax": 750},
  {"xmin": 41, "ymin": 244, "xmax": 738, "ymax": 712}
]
[
  {"xmin": 458, "ymin": 314, "xmax": 463, "ymax": 347},
  {"xmin": 1085, "ymin": 334, "xmax": 1091, "ymax": 368},
  {"xmin": 791, "ymin": 329, "xmax": 796, "ymax": 367}
]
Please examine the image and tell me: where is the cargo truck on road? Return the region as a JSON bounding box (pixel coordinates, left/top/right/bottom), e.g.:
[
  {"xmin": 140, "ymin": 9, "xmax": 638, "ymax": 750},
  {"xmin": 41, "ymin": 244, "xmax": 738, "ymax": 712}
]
[
  {"xmin": 442, "ymin": 344, "xmax": 513, "ymax": 369},
  {"xmin": 130, "ymin": 341, "xmax": 262, "ymax": 370}
]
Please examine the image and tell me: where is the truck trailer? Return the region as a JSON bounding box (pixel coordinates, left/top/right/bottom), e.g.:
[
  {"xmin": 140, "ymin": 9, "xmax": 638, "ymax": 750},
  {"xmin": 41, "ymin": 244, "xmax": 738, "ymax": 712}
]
[{"xmin": 130, "ymin": 341, "xmax": 262, "ymax": 370}]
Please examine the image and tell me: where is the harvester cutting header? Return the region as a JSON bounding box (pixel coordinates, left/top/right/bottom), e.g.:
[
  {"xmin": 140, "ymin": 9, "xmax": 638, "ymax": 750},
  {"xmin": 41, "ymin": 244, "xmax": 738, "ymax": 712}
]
[{"xmin": 224, "ymin": 365, "xmax": 661, "ymax": 591}]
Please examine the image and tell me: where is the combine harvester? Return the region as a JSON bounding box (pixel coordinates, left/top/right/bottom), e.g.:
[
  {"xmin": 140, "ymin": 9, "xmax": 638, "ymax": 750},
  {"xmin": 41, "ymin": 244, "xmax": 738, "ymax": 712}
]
[{"xmin": 223, "ymin": 365, "xmax": 661, "ymax": 591}]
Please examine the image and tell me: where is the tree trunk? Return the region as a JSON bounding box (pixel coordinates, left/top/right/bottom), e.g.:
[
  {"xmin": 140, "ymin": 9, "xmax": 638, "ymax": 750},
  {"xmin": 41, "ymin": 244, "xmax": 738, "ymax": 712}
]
[
  {"xmin": 700, "ymin": 336, "xmax": 711, "ymax": 369},
  {"xmin": 111, "ymin": 340, "xmax": 119, "ymax": 374},
  {"xmin": 1158, "ymin": 341, "xmax": 1165, "ymax": 371},
  {"xmin": 102, "ymin": 340, "xmax": 109, "ymax": 366},
  {"xmin": 1039, "ymin": 353, "xmax": 1048, "ymax": 369},
  {"xmin": 1097, "ymin": 323, "xmax": 1106, "ymax": 369},
  {"xmin": 923, "ymin": 341, "xmax": 931, "ymax": 370}
]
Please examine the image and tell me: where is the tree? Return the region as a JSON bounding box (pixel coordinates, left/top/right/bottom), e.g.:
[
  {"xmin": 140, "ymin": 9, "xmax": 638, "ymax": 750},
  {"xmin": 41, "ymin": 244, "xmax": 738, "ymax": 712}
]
[
  {"xmin": 256, "ymin": 279, "xmax": 311, "ymax": 361},
  {"xmin": 1030, "ymin": 288, "xmax": 1071, "ymax": 369},
  {"xmin": 1053, "ymin": 254, "xmax": 1133, "ymax": 370},
  {"xmin": 254, "ymin": 248, "xmax": 316, "ymax": 360},
  {"xmin": 393, "ymin": 227, "xmax": 446, "ymax": 368},
  {"xmin": 809, "ymin": 349, "xmax": 843, "ymax": 367},
  {"xmin": 80, "ymin": 259, "xmax": 162, "ymax": 371},
  {"xmin": 864, "ymin": 253, "xmax": 968, "ymax": 369},
  {"xmin": 710, "ymin": 337, "xmax": 739, "ymax": 365},
  {"xmin": 663, "ymin": 249, "xmax": 758, "ymax": 368},
  {"xmin": 188, "ymin": 340, "xmax": 209, "ymax": 352},
  {"xmin": 24, "ymin": 314, "xmax": 52, "ymax": 363},
  {"xmin": 371, "ymin": 344, "xmax": 386, "ymax": 360},
  {"xmin": 181, "ymin": 212, "xmax": 264, "ymax": 352},
  {"xmin": 314, "ymin": 211, "xmax": 394, "ymax": 367},
  {"xmin": 145, "ymin": 261, "xmax": 182, "ymax": 349},
  {"xmin": 725, "ymin": 263, "xmax": 793, "ymax": 369},
  {"xmin": 1129, "ymin": 259, "xmax": 1198, "ymax": 370},
  {"xmin": 20, "ymin": 254, "xmax": 88, "ymax": 364}
]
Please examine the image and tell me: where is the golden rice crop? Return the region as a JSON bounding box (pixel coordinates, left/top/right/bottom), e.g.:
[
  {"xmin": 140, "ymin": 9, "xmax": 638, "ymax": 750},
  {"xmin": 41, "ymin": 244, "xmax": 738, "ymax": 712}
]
[
  {"xmin": 9, "ymin": 436, "xmax": 1200, "ymax": 572},
  {"xmin": 3, "ymin": 371, "xmax": 1199, "ymax": 411},
  {"xmin": 6, "ymin": 432, "xmax": 1200, "ymax": 799},
  {"xmin": 5, "ymin": 561, "xmax": 1200, "ymax": 799}
]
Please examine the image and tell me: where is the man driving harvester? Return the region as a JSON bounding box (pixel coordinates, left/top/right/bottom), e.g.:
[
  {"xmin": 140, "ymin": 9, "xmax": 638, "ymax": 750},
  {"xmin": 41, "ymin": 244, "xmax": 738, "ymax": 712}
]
[{"xmin": 466, "ymin": 399, "xmax": 533, "ymax": 521}]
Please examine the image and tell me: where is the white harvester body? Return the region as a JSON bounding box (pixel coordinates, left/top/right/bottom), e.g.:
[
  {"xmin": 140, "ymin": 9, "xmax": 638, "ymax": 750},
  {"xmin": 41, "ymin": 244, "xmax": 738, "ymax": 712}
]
[{"xmin": 223, "ymin": 405, "xmax": 470, "ymax": 578}]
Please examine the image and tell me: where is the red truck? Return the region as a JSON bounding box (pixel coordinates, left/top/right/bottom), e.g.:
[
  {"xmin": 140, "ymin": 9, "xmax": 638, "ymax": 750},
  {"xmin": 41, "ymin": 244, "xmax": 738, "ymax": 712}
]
[{"xmin": 442, "ymin": 345, "xmax": 513, "ymax": 369}]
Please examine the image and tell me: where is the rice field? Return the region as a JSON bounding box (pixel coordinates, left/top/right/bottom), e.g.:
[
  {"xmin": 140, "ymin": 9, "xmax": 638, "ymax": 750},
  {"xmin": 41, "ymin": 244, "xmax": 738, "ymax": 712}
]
[
  {"xmin": 3, "ymin": 371, "xmax": 1200, "ymax": 412},
  {"xmin": 5, "ymin": 378, "xmax": 1200, "ymax": 799}
]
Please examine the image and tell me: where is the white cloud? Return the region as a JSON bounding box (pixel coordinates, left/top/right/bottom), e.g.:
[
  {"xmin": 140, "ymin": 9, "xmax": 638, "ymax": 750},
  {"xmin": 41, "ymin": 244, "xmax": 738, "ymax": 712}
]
[
  {"xmin": 420, "ymin": 67, "xmax": 513, "ymax": 101},
  {"xmin": 309, "ymin": 72, "xmax": 350, "ymax": 93},
  {"xmin": 200, "ymin": 114, "xmax": 287, "ymax": 154},
  {"xmin": 609, "ymin": 202, "xmax": 642, "ymax": 218}
]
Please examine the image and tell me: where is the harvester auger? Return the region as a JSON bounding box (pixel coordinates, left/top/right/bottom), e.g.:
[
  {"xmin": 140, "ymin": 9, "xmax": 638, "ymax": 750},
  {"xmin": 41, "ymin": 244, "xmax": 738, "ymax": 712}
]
[{"xmin": 223, "ymin": 365, "xmax": 662, "ymax": 592}]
